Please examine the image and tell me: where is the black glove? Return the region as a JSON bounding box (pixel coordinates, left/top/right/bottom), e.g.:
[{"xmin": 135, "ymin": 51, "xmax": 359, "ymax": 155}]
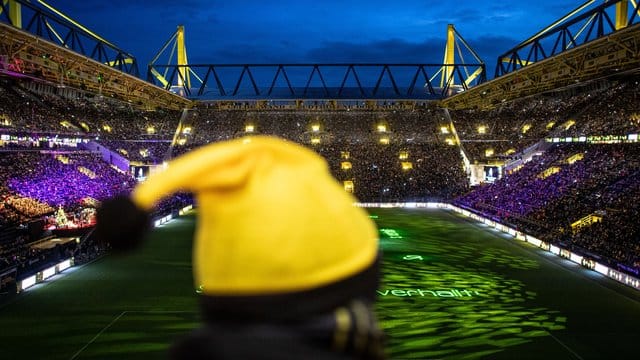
[{"xmin": 95, "ymin": 195, "xmax": 150, "ymax": 253}]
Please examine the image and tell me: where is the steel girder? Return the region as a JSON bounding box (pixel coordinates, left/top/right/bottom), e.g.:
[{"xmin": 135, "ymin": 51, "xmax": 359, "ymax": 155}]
[
  {"xmin": 0, "ymin": 0, "xmax": 139, "ymax": 77},
  {"xmin": 442, "ymin": 22, "xmax": 640, "ymax": 110},
  {"xmin": 147, "ymin": 63, "xmax": 486, "ymax": 100},
  {"xmin": 0, "ymin": 22, "xmax": 191, "ymax": 110},
  {"xmin": 496, "ymin": 0, "xmax": 640, "ymax": 78}
]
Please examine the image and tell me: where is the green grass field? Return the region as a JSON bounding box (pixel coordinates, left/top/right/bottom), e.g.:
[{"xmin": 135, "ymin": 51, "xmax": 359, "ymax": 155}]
[{"xmin": 1, "ymin": 208, "xmax": 640, "ymax": 359}]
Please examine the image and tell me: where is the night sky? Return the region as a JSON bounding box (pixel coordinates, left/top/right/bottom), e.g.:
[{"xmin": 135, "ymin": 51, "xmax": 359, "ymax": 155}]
[{"xmin": 50, "ymin": 0, "xmax": 584, "ymax": 73}]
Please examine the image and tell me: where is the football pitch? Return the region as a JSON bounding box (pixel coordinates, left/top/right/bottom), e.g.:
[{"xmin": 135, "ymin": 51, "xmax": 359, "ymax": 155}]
[{"xmin": 1, "ymin": 208, "xmax": 640, "ymax": 359}]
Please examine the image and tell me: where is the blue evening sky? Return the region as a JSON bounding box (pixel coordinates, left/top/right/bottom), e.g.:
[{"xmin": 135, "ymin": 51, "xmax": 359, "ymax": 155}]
[{"xmin": 50, "ymin": 0, "xmax": 583, "ymax": 70}]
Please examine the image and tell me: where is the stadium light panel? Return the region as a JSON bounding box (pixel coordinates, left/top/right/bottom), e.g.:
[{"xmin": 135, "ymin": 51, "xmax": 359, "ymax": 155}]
[
  {"xmin": 42, "ymin": 266, "xmax": 56, "ymax": 280},
  {"xmin": 379, "ymin": 137, "xmax": 390, "ymax": 145},
  {"xmin": 569, "ymin": 253, "xmax": 583, "ymax": 264},
  {"xmin": 593, "ymin": 263, "xmax": 609, "ymax": 275},
  {"xmin": 146, "ymin": 126, "xmax": 155, "ymax": 134},
  {"xmin": 538, "ymin": 166, "xmax": 561, "ymax": 179},
  {"xmin": 377, "ymin": 124, "xmax": 387, "ymax": 133},
  {"xmin": 56, "ymin": 155, "xmax": 69, "ymax": 164},
  {"xmin": 566, "ymin": 153, "xmax": 584, "ymax": 164},
  {"xmin": 21, "ymin": 276, "xmax": 36, "ymax": 290},
  {"xmin": 0, "ymin": 115, "xmax": 11, "ymax": 126},
  {"xmin": 343, "ymin": 180, "xmax": 354, "ymax": 193},
  {"xmin": 57, "ymin": 259, "xmax": 72, "ymax": 271},
  {"xmin": 564, "ymin": 120, "xmax": 576, "ymax": 130},
  {"xmin": 245, "ymin": 124, "xmax": 255, "ymax": 133},
  {"xmin": 311, "ymin": 124, "xmax": 320, "ymax": 132},
  {"xmin": 440, "ymin": 126, "xmax": 450, "ymax": 134},
  {"xmin": 477, "ymin": 125, "xmax": 486, "ymax": 134}
]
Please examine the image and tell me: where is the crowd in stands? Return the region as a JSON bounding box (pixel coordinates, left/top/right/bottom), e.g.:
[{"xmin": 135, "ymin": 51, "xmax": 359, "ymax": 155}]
[
  {"xmin": 0, "ymin": 79, "xmax": 63, "ymax": 133},
  {"xmin": 153, "ymin": 192, "xmax": 194, "ymax": 218},
  {"xmin": 1, "ymin": 72, "xmax": 640, "ymax": 288},
  {"xmin": 183, "ymin": 108, "xmax": 444, "ymax": 145},
  {"xmin": 204, "ymin": 99, "xmax": 431, "ymax": 112},
  {"xmin": 72, "ymin": 231, "xmax": 108, "ymax": 266},
  {"xmin": 0, "ymin": 199, "xmax": 22, "ymax": 230},
  {"xmin": 455, "ymin": 143, "xmax": 640, "ymax": 270},
  {"xmin": 0, "ymin": 79, "xmax": 194, "ymax": 285},
  {"xmin": 4, "ymin": 196, "xmax": 53, "ymax": 218},
  {"xmin": 1, "ymin": 234, "xmax": 77, "ymax": 272},
  {"xmin": 0, "ymin": 147, "xmax": 192, "ymax": 291},
  {"xmin": 314, "ymin": 143, "xmax": 467, "ymax": 201},
  {"xmin": 97, "ymin": 140, "xmax": 171, "ymax": 163},
  {"xmin": 447, "ymin": 76, "xmax": 640, "ymax": 271},
  {"xmin": 0, "ymin": 78, "xmax": 182, "ymax": 140},
  {"xmin": 559, "ymin": 80, "xmax": 640, "ymax": 137},
  {"xmin": 170, "ymin": 107, "xmax": 467, "ymax": 201},
  {"xmin": 3, "ymin": 152, "xmax": 136, "ymax": 210},
  {"xmin": 449, "ymin": 77, "xmax": 639, "ymax": 162}
]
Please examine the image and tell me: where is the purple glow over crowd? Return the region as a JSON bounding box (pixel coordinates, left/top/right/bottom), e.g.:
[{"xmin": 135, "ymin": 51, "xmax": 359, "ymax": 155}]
[{"xmin": 6, "ymin": 152, "xmax": 135, "ymax": 208}]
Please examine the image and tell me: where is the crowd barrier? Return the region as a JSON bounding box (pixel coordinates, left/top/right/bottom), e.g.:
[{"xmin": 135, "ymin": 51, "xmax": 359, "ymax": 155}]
[
  {"xmin": 17, "ymin": 258, "xmax": 73, "ymax": 292},
  {"xmin": 356, "ymin": 202, "xmax": 640, "ymax": 292},
  {"xmin": 545, "ymin": 134, "xmax": 638, "ymax": 144},
  {"xmin": 152, "ymin": 205, "xmax": 193, "ymax": 228}
]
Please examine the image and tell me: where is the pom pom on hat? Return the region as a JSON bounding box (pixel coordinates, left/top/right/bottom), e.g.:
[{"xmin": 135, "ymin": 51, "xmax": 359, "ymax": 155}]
[{"xmin": 95, "ymin": 195, "xmax": 149, "ymax": 252}]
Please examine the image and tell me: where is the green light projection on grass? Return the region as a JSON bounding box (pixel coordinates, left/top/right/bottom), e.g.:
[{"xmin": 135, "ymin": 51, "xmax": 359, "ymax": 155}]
[
  {"xmin": 380, "ymin": 228, "xmax": 403, "ymax": 239},
  {"xmin": 377, "ymin": 288, "xmax": 481, "ymax": 297},
  {"xmin": 373, "ymin": 209, "xmax": 566, "ymax": 360},
  {"xmin": 402, "ymin": 255, "xmax": 424, "ymax": 261}
]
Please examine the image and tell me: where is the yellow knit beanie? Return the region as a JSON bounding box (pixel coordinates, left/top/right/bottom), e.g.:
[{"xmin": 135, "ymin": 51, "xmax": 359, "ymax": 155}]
[{"xmin": 98, "ymin": 136, "xmax": 379, "ymax": 296}]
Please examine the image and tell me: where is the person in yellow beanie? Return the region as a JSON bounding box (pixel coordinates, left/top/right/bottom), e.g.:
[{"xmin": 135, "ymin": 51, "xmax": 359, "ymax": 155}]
[{"xmin": 95, "ymin": 136, "xmax": 385, "ymax": 359}]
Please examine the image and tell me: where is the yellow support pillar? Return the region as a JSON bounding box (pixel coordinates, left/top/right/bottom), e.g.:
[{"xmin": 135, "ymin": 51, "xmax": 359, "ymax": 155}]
[
  {"xmin": 616, "ymin": 0, "xmax": 628, "ymax": 30},
  {"xmin": 442, "ymin": 24, "xmax": 456, "ymax": 88},
  {"xmin": 176, "ymin": 25, "xmax": 190, "ymax": 88},
  {"xmin": 9, "ymin": 0, "xmax": 21, "ymax": 28},
  {"xmin": 632, "ymin": 1, "xmax": 640, "ymax": 18}
]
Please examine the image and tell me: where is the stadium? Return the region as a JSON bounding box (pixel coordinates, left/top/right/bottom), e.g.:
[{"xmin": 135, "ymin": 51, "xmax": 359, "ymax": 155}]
[{"xmin": 1, "ymin": 0, "xmax": 640, "ymax": 358}]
